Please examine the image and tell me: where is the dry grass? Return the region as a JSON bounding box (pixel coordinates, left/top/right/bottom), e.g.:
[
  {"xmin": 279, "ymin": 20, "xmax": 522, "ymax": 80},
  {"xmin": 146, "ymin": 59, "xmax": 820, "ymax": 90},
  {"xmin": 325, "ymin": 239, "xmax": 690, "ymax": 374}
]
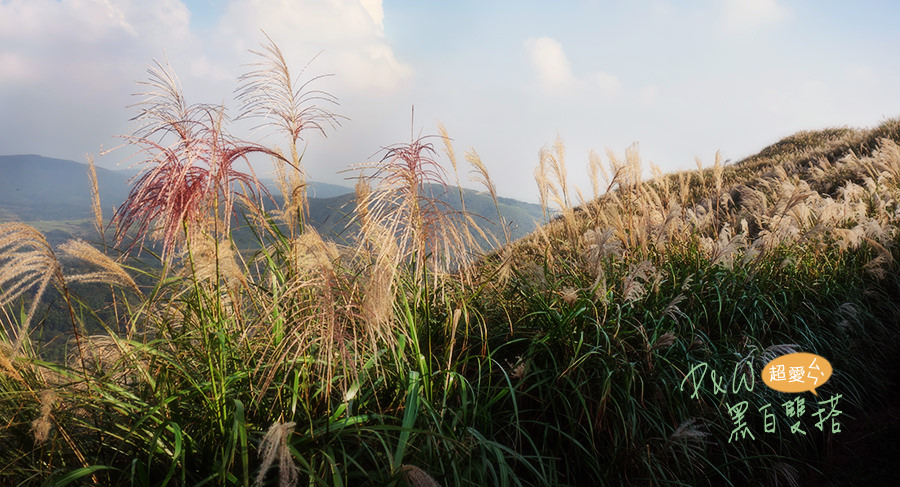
[
  {"xmin": 0, "ymin": 223, "xmax": 64, "ymax": 355},
  {"xmin": 401, "ymin": 464, "xmax": 441, "ymax": 487},
  {"xmin": 0, "ymin": 343, "xmax": 26, "ymax": 384},
  {"xmin": 255, "ymin": 421, "xmax": 299, "ymax": 487},
  {"xmin": 501, "ymin": 119, "xmax": 900, "ymax": 289},
  {"xmin": 236, "ymin": 32, "xmax": 343, "ymax": 148},
  {"xmin": 114, "ymin": 59, "xmax": 281, "ymax": 261},
  {"xmin": 30, "ymin": 389, "xmax": 57, "ymax": 444},
  {"xmin": 271, "ymin": 152, "xmax": 308, "ymax": 235},
  {"xmin": 352, "ymin": 135, "xmax": 471, "ymax": 283},
  {"xmin": 184, "ymin": 233, "xmax": 247, "ymax": 291},
  {"xmin": 467, "ymin": 148, "xmax": 509, "ymax": 246},
  {"xmin": 237, "ymin": 32, "xmax": 344, "ymax": 238},
  {"xmin": 60, "ymin": 239, "xmax": 141, "ymax": 295},
  {"xmin": 87, "ymin": 156, "xmax": 104, "ymax": 238}
]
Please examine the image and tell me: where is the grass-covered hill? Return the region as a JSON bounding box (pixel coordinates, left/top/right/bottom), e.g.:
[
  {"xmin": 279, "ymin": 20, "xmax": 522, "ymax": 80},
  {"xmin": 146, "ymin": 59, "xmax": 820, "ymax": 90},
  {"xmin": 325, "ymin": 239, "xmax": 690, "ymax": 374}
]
[
  {"xmin": 2, "ymin": 39, "xmax": 899, "ymax": 486},
  {"xmin": 480, "ymin": 118, "xmax": 900, "ymax": 485}
]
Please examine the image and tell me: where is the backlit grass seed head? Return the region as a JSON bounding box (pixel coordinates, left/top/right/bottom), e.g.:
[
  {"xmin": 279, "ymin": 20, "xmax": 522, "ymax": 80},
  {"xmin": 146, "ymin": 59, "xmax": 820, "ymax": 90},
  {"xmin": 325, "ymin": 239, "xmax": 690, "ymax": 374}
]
[
  {"xmin": 290, "ymin": 229, "xmax": 340, "ymax": 284},
  {"xmin": 59, "ymin": 239, "xmax": 141, "ymax": 295},
  {"xmin": 878, "ymin": 138, "xmax": 900, "ymax": 179},
  {"xmin": 467, "ymin": 148, "xmax": 509, "ymax": 246},
  {"xmin": 67, "ymin": 335, "xmax": 144, "ymax": 385},
  {"xmin": 114, "ymin": 59, "xmax": 281, "ymax": 261},
  {"xmin": 622, "ymin": 260, "xmax": 658, "ymax": 303},
  {"xmin": 492, "ymin": 247, "xmax": 516, "ymax": 285},
  {"xmin": 582, "ymin": 227, "xmax": 622, "ymax": 277},
  {"xmin": 534, "ymin": 156, "xmax": 551, "ymax": 220},
  {"xmin": 272, "ymin": 153, "xmax": 309, "ymax": 231},
  {"xmin": 87, "ymin": 156, "xmax": 104, "ymax": 237},
  {"xmin": 437, "ymin": 124, "xmax": 458, "ymax": 173},
  {"xmin": 862, "ymin": 237, "xmax": 894, "ymax": 279},
  {"xmin": 400, "ymin": 464, "xmax": 441, "ymax": 487},
  {"xmin": 752, "ymin": 344, "xmax": 799, "ymax": 369},
  {"xmin": 234, "ymin": 32, "xmax": 344, "ymax": 236},
  {"xmin": 255, "ymin": 421, "xmax": 299, "ymax": 487},
  {"xmin": 665, "ymin": 418, "xmax": 711, "ymax": 472},
  {"xmin": 31, "ymin": 389, "xmax": 57, "ymax": 444},
  {"xmin": 702, "ymin": 223, "xmax": 747, "ymax": 269},
  {"xmin": 0, "ymin": 224, "xmax": 63, "ymax": 303},
  {"xmin": 358, "ymin": 220, "xmax": 400, "ymax": 335},
  {"xmin": 507, "ymin": 355, "xmax": 528, "ymax": 381},
  {"xmin": 237, "ymin": 32, "xmax": 343, "ymax": 146},
  {"xmin": 354, "ymin": 134, "xmax": 468, "ymax": 279},
  {"xmin": 0, "ymin": 345, "xmax": 26, "ymax": 384},
  {"xmin": 663, "ymin": 294, "xmax": 687, "ymax": 321},
  {"xmin": 833, "ymin": 226, "xmax": 865, "ymax": 251},
  {"xmin": 185, "ymin": 234, "xmax": 247, "ymax": 290},
  {"xmin": 652, "ymin": 331, "xmax": 678, "ymax": 351},
  {"xmin": 817, "ymin": 198, "xmax": 850, "ymax": 227},
  {"xmin": 0, "ymin": 223, "xmax": 64, "ymax": 354},
  {"xmin": 587, "ymin": 149, "xmax": 609, "ymax": 199},
  {"xmin": 542, "ymin": 136, "xmax": 571, "ymax": 211}
]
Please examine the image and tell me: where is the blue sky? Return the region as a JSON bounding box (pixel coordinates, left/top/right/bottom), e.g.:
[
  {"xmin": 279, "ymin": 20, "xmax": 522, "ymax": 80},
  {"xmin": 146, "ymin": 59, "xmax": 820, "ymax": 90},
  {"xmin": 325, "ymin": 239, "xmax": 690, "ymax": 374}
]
[{"xmin": 2, "ymin": 0, "xmax": 899, "ymax": 202}]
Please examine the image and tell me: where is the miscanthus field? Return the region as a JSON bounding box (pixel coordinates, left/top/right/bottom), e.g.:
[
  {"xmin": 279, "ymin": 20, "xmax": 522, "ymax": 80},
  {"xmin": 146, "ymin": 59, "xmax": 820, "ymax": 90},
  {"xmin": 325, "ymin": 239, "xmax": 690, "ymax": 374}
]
[{"xmin": 2, "ymin": 40, "xmax": 899, "ymax": 486}]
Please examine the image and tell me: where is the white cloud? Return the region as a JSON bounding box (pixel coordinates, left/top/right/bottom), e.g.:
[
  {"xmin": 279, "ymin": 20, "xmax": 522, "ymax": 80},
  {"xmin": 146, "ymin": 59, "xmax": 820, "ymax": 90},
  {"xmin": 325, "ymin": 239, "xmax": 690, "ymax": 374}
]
[
  {"xmin": 524, "ymin": 37, "xmax": 623, "ymax": 99},
  {"xmin": 845, "ymin": 64, "xmax": 878, "ymax": 85},
  {"xmin": 524, "ymin": 37, "xmax": 576, "ymax": 92},
  {"xmin": 96, "ymin": 0, "xmax": 138, "ymax": 36},
  {"xmin": 0, "ymin": 0, "xmax": 197, "ymax": 160},
  {"xmin": 649, "ymin": 1, "xmax": 675, "ymax": 17},
  {"xmin": 190, "ymin": 56, "xmax": 233, "ymax": 82},
  {"xmin": 359, "ymin": 0, "xmax": 385, "ymax": 33},
  {"xmin": 0, "ymin": 51, "xmax": 40, "ymax": 84},
  {"xmin": 589, "ymin": 72, "xmax": 623, "ymax": 99},
  {"xmin": 721, "ymin": 0, "xmax": 788, "ymax": 34},
  {"xmin": 638, "ymin": 85, "xmax": 660, "ymax": 106},
  {"xmin": 0, "ymin": 0, "xmax": 191, "ymax": 43},
  {"xmin": 216, "ymin": 0, "xmax": 412, "ymax": 93},
  {"xmin": 0, "ymin": 0, "xmax": 193, "ymax": 85}
]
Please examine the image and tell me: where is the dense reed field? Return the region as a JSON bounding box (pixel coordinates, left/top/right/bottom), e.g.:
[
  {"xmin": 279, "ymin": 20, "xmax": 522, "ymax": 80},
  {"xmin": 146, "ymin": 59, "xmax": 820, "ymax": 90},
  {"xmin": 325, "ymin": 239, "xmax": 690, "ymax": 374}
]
[{"xmin": 2, "ymin": 39, "xmax": 899, "ymax": 486}]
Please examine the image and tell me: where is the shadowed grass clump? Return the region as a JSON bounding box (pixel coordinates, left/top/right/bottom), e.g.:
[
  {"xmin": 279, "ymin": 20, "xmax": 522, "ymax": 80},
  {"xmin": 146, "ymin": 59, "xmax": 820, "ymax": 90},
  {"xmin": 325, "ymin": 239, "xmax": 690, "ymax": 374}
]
[{"xmin": 2, "ymin": 34, "xmax": 900, "ymax": 487}]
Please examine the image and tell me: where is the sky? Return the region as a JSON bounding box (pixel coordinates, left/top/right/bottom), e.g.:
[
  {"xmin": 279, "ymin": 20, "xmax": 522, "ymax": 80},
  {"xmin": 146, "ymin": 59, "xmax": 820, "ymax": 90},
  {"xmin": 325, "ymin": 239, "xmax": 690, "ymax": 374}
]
[{"xmin": 2, "ymin": 0, "xmax": 900, "ymax": 203}]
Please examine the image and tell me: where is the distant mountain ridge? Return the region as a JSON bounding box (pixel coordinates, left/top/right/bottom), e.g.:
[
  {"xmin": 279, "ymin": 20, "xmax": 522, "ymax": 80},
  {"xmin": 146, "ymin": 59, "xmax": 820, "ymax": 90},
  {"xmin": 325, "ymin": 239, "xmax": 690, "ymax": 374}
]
[
  {"xmin": 0, "ymin": 154, "xmax": 131, "ymax": 221},
  {"xmin": 0, "ymin": 154, "xmax": 357, "ymax": 220},
  {"xmin": 0, "ymin": 154, "xmax": 546, "ymax": 244},
  {"xmin": 297, "ymin": 184, "xmax": 546, "ymax": 244}
]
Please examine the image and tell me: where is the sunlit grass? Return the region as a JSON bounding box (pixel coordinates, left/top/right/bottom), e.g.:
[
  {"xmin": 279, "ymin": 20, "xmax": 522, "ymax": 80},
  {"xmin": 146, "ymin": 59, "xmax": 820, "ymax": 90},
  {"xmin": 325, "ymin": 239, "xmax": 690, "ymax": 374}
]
[{"xmin": 1, "ymin": 36, "xmax": 899, "ymax": 486}]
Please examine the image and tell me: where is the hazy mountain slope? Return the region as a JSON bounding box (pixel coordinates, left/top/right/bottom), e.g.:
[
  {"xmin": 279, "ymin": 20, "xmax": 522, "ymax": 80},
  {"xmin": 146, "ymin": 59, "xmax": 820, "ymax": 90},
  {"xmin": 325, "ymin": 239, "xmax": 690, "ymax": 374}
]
[
  {"xmin": 0, "ymin": 154, "xmax": 131, "ymax": 221},
  {"xmin": 258, "ymin": 179, "xmax": 354, "ymax": 199},
  {"xmin": 298, "ymin": 184, "xmax": 546, "ymax": 245},
  {"xmin": 0, "ymin": 155, "xmax": 360, "ymax": 223},
  {"xmin": 0, "ymin": 154, "xmax": 546, "ymax": 247}
]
